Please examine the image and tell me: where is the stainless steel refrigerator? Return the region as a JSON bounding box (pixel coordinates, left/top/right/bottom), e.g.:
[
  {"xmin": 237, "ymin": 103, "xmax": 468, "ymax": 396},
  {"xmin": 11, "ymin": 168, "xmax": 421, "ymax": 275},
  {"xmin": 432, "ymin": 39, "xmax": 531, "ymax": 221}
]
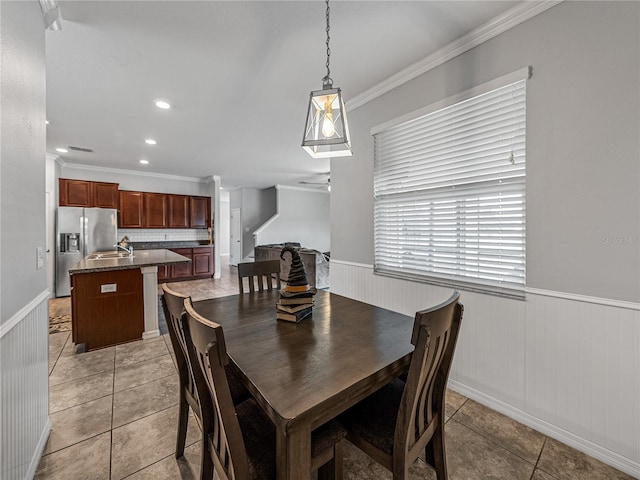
[{"xmin": 55, "ymin": 207, "xmax": 118, "ymax": 297}]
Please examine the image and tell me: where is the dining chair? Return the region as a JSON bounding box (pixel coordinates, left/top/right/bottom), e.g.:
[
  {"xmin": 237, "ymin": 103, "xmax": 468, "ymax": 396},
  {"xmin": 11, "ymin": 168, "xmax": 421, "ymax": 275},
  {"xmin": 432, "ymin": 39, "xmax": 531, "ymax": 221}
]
[
  {"xmin": 161, "ymin": 284, "xmax": 250, "ymax": 462},
  {"xmin": 237, "ymin": 260, "xmax": 281, "ymax": 294},
  {"xmin": 338, "ymin": 292, "xmax": 463, "ymax": 480},
  {"xmin": 182, "ymin": 297, "xmax": 346, "ymax": 480}
]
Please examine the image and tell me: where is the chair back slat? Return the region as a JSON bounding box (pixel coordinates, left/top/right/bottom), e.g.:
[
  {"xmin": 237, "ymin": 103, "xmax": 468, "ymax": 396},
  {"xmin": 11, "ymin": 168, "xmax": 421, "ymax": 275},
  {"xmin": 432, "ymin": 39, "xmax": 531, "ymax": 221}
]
[
  {"xmin": 183, "ymin": 298, "xmax": 250, "ymax": 480},
  {"xmin": 161, "ymin": 285, "xmax": 198, "ymax": 400},
  {"xmin": 238, "ymin": 260, "xmax": 281, "ymax": 294},
  {"xmin": 395, "ymin": 292, "xmax": 463, "ymax": 457}
]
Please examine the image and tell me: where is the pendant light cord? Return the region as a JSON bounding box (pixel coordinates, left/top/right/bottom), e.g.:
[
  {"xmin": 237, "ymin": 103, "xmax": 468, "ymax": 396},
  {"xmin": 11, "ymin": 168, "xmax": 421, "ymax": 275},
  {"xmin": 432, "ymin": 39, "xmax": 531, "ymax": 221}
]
[{"xmin": 322, "ymin": 0, "xmax": 333, "ymax": 88}]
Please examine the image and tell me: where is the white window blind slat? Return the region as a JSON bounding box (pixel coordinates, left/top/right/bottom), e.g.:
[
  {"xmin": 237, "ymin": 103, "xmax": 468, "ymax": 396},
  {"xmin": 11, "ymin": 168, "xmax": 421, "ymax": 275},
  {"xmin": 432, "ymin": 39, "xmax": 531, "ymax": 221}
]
[{"xmin": 373, "ymin": 79, "xmax": 526, "ymax": 298}]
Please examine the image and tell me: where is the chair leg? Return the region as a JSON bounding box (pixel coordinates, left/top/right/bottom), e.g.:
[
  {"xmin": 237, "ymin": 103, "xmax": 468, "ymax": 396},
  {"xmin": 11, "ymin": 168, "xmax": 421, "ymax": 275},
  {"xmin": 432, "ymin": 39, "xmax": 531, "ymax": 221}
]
[
  {"xmin": 317, "ymin": 441, "xmax": 343, "ymax": 480},
  {"xmin": 426, "ymin": 426, "xmax": 448, "ymax": 480},
  {"xmin": 391, "ymin": 453, "xmax": 409, "ymax": 480},
  {"xmin": 175, "ymin": 394, "xmax": 189, "ymax": 458},
  {"xmin": 199, "ymin": 436, "xmax": 214, "ymax": 480}
]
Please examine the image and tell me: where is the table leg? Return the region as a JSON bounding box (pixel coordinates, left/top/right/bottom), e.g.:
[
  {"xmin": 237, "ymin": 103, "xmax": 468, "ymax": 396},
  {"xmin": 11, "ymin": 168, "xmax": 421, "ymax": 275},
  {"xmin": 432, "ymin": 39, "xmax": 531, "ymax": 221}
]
[{"xmin": 276, "ymin": 423, "xmax": 311, "ymax": 480}]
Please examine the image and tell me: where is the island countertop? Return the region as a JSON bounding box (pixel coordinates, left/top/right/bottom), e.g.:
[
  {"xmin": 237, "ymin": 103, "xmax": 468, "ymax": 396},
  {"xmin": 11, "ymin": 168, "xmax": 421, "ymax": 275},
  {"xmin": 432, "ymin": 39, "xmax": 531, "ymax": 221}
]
[{"xmin": 69, "ymin": 249, "xmax": 191, "ymax": 275}]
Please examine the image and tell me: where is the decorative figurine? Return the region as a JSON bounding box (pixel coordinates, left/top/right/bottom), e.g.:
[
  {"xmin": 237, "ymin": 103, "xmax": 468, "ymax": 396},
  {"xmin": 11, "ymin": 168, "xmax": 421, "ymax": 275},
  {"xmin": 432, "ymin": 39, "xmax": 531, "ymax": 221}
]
[{"xmin": 276, "ymin": 246, "xmax": 316, "ymax": 322}]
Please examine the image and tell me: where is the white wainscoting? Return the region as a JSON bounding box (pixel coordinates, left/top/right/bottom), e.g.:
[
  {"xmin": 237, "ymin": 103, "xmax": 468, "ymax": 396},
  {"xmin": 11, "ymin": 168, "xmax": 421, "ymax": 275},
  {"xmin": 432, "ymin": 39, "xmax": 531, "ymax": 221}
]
[
  {"xmin": 1, "ymin": 291, "xmax": 51, "ymax": 480},
  {"xmin": 330, "ymin": 260, "xmax": 640, "ymax": 478}
]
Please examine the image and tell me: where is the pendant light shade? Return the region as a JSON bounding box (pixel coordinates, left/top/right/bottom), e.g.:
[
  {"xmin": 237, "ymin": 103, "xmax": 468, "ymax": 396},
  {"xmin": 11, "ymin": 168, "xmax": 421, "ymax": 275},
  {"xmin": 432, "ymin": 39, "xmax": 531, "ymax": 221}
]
[
  {"xmin": 302, "ymin": 86, "xmax": 351, "ymax": 158},
  {"xmin": 302, "ymin": 0, "xmax": 352, "ymax": 158}
]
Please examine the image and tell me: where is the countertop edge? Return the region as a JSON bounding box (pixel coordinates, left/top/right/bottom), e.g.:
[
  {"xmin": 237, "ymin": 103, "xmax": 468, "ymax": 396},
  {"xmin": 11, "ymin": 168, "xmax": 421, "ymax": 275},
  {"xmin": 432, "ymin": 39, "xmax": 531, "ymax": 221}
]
[{"xmin": 69, "ymin": 249, "xmax": 191, "ymax": 275}]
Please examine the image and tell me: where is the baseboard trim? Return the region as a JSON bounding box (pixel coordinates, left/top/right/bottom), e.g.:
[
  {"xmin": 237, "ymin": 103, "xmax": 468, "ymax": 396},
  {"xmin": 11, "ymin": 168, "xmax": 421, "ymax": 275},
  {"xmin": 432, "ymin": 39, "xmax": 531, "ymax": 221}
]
[
  {"xmin": 142, "ymin": 330, "xmax": 160, "ymax": 340},
  {"xmin": 26, "ymin": 417, "xmax": 51, "ymax": 480},
  {"xmin": 0, "ymin": 290, "xmax": 50, "ymax": 339},
  {"xmin": 447, "ymin": 380, "xmax": 640, "ymax": 478}
]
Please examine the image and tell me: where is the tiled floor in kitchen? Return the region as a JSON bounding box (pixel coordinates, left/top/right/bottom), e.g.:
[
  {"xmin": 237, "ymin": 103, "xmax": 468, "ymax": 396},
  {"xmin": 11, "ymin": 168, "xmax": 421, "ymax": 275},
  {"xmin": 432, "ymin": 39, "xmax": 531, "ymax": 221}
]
[{"xmin": 37, "ymin": 260, "xmax": 634, "ymax": 480}]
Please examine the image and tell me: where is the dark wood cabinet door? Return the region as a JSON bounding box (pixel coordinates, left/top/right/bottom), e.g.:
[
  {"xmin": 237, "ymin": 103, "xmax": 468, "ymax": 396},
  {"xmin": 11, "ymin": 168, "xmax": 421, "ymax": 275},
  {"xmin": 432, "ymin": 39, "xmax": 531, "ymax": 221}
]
[
  {"xmin": 71, "ymin": 268, "xmax": 144, "ymax": 351},
  {"xmin": 168, "ymin": 195, "xmax": 190, "ymax": 228},
  {"xmin": 170, "ymin": 248, "xmax": 193, "ymax": 278},
  {"xmin": 119, "ymin": 191, "xmax": 144, "ymax": 228},
  {"xmin": 144, "ymin": 193, "xmax": 167, "ymax": 228},
  {"xmin": 157, "ymin": 264, "xmax": 170, "ymax": 282},
  {"xmin": 93, "ymin": 182, "xmax": 119, "ymax": 208},
  {"xmin": 192, "ymin": 247, "xmax": 213, "ymax": 276},
  {"xmin": 59, "ymin": 178, "xmax": 93, "ymax": 207},
  {"xmin": 189, "ymin": 196, "xmax": 210, "ymax": 229}
]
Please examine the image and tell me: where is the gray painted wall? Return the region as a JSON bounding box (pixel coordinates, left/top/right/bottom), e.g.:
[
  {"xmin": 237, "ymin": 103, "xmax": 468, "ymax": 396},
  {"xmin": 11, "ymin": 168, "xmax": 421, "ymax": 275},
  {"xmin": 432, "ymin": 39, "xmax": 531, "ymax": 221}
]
[
  {"xmin": 255, "ymin": 187, "xmax": 330, "ymax": 253},
  {"xmin": 331, "ymin": 1, "xmax": 640, "ymax": 302},
  {"xmin": 1, "ymin": 0, "xmax": 47, "ymax": 322},
  {"xmin": 0, "ymin": 3, "xmax": 51, "ymax": 479},
  {"xmin": 230, "ymin": 187, "xmax": 277, "ymax": 259}
]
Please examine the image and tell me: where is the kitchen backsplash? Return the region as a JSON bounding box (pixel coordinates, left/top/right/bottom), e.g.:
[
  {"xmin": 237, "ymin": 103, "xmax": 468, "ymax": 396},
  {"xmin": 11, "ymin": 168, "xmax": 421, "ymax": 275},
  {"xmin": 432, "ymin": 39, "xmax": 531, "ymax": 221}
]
[{"xmin": 117, "ymin": 229, "xmax": 209, "ymax": 242}]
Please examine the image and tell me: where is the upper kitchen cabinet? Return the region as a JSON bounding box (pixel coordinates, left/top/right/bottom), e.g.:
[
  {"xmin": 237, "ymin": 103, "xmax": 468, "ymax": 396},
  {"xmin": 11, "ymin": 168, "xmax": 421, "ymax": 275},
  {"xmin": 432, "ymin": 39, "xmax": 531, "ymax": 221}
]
[
  {"xmin": 168, "ymin": 194, "xmax": 190, "ymax": 228},
  {"xmin": 93, "ymin": 182, "xmax": 119, "ymax": 208},
  {"xmin": 144, "ymin": 193, "xmax": 167, "ymax": 228},
  {"xmin": 190, "ymin": 196, "xmax": 211, "ymax": 229},
  {"xmin": 118, "ymin": 191, "xmax": 144, "ymax": 228},
  {"xmin": 59, "ymin": 178, "xmax": 119, "ymax": 208},
  {"xmin": 105, "ymin": 187, "xmax": 210, "ymax": 229}
]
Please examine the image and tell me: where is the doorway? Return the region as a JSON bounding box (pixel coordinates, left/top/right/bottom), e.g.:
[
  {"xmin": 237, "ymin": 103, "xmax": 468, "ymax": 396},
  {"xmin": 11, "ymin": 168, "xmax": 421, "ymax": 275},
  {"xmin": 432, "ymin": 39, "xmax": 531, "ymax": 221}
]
[{"xmin": 230, "ymin": 208, "xmax": 242, "ymax": 266}]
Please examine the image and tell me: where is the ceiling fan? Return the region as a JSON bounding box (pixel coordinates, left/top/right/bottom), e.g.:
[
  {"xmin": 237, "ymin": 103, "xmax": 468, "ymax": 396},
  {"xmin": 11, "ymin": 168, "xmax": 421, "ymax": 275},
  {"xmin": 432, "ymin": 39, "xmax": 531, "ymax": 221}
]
[{"xmin": 298, "ymin": 174, "xmax": 331, "ymax": 191}]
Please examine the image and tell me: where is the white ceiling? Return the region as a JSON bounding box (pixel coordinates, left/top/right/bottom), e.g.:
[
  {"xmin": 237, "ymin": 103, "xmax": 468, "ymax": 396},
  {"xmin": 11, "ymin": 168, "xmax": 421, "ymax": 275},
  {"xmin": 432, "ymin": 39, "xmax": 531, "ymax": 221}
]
[{"xmin": 46, "ymin": 0, "xmax": 520, "ymax": 189}]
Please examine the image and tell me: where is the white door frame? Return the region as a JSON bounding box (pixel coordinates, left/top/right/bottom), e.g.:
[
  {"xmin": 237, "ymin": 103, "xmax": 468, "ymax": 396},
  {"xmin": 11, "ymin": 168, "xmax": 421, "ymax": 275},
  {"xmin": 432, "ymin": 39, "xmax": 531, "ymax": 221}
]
[{"xmin": 230, "ymin": 208, "xmax": 242, "ymax": 266}]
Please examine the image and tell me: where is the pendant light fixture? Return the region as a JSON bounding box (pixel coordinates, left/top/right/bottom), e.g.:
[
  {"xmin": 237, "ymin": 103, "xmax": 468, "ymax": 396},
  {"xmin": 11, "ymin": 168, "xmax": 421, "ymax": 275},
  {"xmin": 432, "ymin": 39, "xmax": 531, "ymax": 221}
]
[{"xmin": 302, "ymin": 0, "xmax": 352, "ymax": 158}]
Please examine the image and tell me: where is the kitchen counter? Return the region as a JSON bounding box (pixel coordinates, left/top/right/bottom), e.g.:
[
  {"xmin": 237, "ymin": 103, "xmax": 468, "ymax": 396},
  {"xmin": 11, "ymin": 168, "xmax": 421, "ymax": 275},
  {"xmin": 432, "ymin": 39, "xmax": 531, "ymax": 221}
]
[
  {"xmin": 69, "ymin": 249, "xmax": 190, "ymax": 351},
  {"xmin": 69, "ymin": 249, "xmax": 190, "ymax": 274}
]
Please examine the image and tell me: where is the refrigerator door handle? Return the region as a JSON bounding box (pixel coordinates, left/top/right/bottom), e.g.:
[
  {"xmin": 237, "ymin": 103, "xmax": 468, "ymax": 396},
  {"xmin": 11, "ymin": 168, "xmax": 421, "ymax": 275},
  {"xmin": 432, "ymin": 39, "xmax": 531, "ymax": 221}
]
[{"xmin": 82, "ymin": 215, "xmax": 88, "ymax": 257}]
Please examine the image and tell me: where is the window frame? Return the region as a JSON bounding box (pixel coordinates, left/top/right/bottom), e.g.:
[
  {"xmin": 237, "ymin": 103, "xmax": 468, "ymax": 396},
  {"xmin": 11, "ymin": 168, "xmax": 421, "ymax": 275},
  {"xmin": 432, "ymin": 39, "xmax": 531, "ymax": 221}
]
[{"xmin": 372, "ymin": 68, "xmax": 530, "ymax": 299}]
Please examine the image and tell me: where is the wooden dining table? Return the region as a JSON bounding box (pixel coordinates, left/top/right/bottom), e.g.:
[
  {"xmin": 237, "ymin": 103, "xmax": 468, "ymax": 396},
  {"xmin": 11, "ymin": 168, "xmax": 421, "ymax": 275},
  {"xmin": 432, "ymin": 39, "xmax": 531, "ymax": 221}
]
[{"xmin": 193, "ymin": 289, "xmax": 415, "ymax": 480}]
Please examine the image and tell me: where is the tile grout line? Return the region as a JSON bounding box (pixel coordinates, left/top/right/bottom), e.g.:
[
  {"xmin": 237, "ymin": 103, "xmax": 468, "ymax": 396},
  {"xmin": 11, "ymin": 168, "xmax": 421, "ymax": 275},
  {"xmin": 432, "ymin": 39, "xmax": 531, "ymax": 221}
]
[
  {"xmin": 49, "ymin": 331, "xmax": 71, "ymax": 374},
  {"xmin": 447, "ymin": 396, "xmax": 468, "ymax": 420},
  {"xmin": 531, "ymin": 437, "xmax": 562, "ymax": 480},
  {"xmin": 110, "ymin": 345, "xmax": 117, "ymax": 480},
  {"xmin": 447, "ymin": 417, "xmax": 540, "ymax": 470}
]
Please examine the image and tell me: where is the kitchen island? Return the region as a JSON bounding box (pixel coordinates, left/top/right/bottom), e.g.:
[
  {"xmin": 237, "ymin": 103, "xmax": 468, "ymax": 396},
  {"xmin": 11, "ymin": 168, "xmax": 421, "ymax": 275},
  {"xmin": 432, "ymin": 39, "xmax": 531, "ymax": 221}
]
[{"xmin": 69, "ymin": 249, "xmax": 190, "ymax": 351}]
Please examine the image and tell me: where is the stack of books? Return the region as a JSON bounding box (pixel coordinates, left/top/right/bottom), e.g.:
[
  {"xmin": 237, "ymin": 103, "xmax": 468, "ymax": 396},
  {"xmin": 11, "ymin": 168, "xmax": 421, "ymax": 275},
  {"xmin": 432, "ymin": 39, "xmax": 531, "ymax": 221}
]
[{"xmin": 276, "ymin": 292, "xmax": 314, "ymax": 322}]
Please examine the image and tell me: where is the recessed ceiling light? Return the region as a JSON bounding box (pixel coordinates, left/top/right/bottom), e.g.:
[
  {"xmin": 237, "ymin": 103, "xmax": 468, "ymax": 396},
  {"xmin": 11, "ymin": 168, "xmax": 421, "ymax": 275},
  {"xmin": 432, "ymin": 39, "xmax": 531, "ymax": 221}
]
[
  {"xmin": 145, "ymin": 139, "xmax": 157, "ymax": 145},
  {"xmin": 56, "ymin": 148, "xmax": 68, "ymax": 153},
  {"xmin": 45, "ymin": 120, "xmax": 50, "ymax": 125},
  {"xmin": 155, "ymin": 100, "xmax": 171, "ymax": 109},
  {"xmin": 139, "ymin": 159, "xmax": 149, "ymax": 165}
]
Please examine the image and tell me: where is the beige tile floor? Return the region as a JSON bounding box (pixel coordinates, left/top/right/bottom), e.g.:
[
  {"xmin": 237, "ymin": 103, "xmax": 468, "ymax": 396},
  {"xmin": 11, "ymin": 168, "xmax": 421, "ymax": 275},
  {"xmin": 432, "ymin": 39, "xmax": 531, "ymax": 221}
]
[{"xmin": 38, "ymin": 261, "xmax": 634, "ymax": 480}]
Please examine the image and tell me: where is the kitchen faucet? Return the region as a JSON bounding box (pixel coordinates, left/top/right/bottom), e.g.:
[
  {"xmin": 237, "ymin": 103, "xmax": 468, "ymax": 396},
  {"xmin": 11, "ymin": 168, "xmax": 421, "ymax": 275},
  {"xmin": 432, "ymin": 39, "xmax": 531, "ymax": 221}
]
[
  {"xmin": 114, "ymin": 236, "xmax": 133, "ymax": 255},
  {"xmin": 114, "ymin": 244, "xmax": 134, "ymax": 255}
]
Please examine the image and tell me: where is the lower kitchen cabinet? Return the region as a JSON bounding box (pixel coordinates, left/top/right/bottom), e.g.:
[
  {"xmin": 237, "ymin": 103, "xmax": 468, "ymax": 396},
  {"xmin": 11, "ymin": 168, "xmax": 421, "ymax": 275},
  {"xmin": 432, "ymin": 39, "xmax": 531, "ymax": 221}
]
[
  {"xmin": 170, "ymin": 248, "xmax": 193, "ymax": 279},
  {"xmin": 192, "ymin": 247, "xmax": 214, "ymax": 276},
  {"xmin": 157, "ymin": 264, "xmax": 170, "ymax": 282},
  {"xmin": 71, "ymin": 268, "xmax": 144, "ymax": 351},
  {"xmin": 157, "ymin": 246, "xmax": 214, "ymax": 282}
]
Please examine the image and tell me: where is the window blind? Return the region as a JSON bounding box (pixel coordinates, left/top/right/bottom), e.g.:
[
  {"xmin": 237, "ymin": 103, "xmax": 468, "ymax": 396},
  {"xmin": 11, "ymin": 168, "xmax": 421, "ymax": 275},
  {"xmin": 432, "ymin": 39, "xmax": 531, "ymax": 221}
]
[{"xmin": 373, "ymin": 79, "xmax": 526, "ymax": 298}]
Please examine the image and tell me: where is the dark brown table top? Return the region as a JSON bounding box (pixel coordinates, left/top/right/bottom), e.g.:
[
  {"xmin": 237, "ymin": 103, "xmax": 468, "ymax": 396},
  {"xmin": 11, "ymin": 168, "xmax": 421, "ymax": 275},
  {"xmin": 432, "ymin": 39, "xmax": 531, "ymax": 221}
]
[{"xmin": 193, "ymin": 289, "xmax": 415, "ymax": 429}]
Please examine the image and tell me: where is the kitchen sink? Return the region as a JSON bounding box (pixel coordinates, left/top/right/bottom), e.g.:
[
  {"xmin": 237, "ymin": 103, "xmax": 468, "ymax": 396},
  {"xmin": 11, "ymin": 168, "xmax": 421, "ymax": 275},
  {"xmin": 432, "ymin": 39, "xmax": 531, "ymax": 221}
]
[{"xmin": 87, "ymin": 251, "xmax": 134, "ymax": 260}]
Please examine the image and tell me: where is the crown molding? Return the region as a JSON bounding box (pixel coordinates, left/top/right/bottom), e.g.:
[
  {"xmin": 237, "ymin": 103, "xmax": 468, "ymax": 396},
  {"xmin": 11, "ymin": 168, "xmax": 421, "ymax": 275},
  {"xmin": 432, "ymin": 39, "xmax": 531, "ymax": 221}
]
[
  {"xmin": 347, "ymin": 0, "xmax": 563, "ymax": 111},
  {"xmin": 276, "ymin": 184, "xmax": 330, "ymax": 194},
  {"xmin": 59, "ymin": 161, "xmax": 207, "ymax": 183}
]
